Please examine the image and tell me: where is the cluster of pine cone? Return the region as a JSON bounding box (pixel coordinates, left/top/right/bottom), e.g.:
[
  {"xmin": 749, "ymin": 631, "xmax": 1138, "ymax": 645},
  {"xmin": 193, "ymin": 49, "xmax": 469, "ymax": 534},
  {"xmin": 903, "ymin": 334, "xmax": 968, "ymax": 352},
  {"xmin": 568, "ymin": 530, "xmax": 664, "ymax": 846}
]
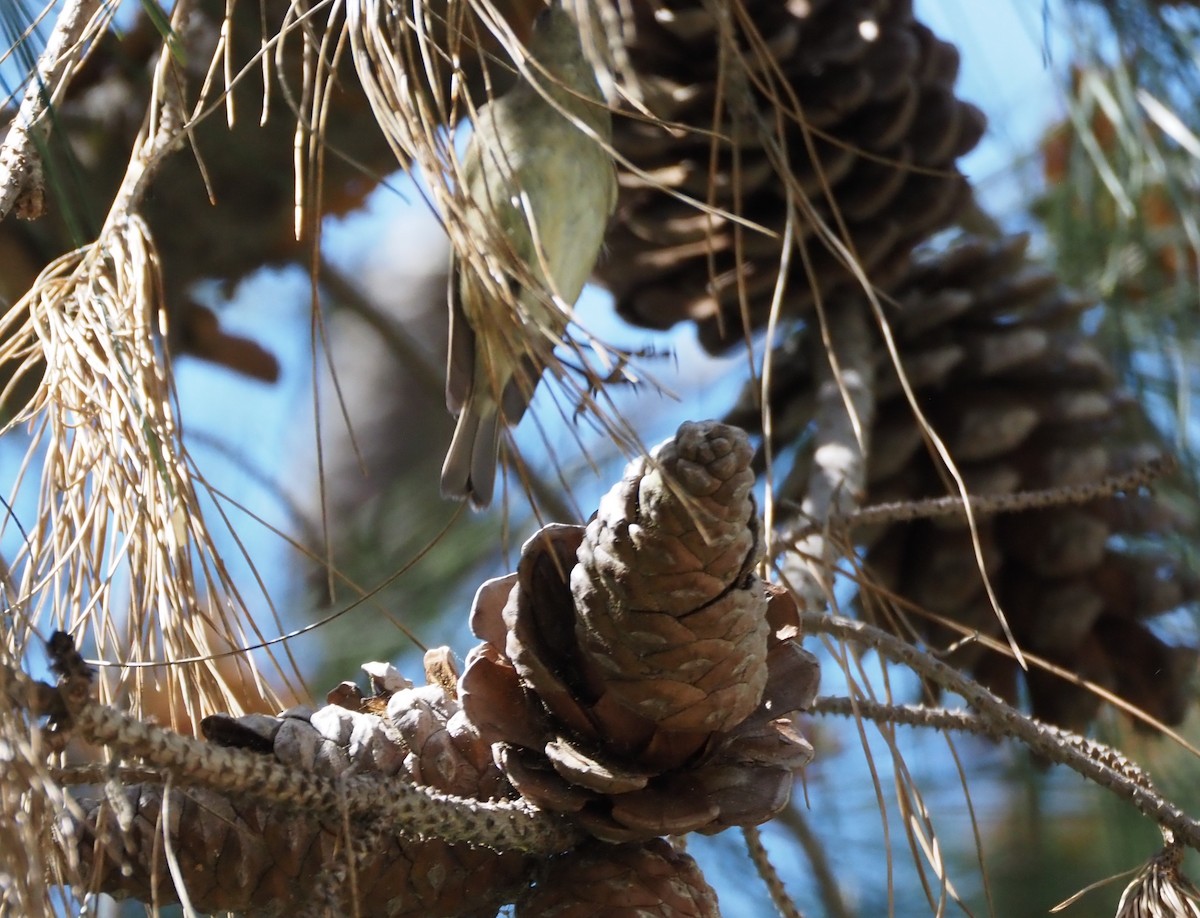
[
  {"xmin": 65, "ymin": 423, "xmax": 818, "ymax": 916},
  {"xmin": 35, "ymin": 0, "xmax": 1200, "ymax": 914},
  {"xmin": 604, "ymin": 0, "xmax": 1196, "ymax": 734}
]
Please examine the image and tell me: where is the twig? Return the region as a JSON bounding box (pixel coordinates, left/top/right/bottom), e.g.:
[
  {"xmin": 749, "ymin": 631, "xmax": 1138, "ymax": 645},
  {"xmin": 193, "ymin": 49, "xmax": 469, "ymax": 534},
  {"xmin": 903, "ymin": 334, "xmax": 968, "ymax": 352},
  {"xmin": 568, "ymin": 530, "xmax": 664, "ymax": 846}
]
[
  {"xmin": 73, "ymin": 692, "xmax": 580, "ymax": 855},
  {"xmin": 778, "ymin": 300, "xmax": 875, "ymax": 610},
  {"xmin": 810, "ymin": 696, "xmax": 1155, "ymax": 789},
  {"xmin": 0, "ymin": 0, "xmax": 106, "ymax": 221},
  {"xmin": 16, "ymin": 639, "xmax": 582, "ymax": 856},
  {"xmin": 317, "ymin": 255, "xmax": 446, "ymax": 400},
  {"xmin": 103, "ymin": 0, "xmax": 194, "ymax": 223},
  {"xmin": 782, "ymin": 455, "xmax": 1176, "ymax": 539},
  {"xmin": 801, "ymin": 615, "xmax": 1200, "ymax": 850},
  {"xmin": 742, "ymin": 825, "xmax": 807, "ymax": 918},
  {"xmin": 50, "ymin": 763, "xmax": 167, "ymax": 786}
]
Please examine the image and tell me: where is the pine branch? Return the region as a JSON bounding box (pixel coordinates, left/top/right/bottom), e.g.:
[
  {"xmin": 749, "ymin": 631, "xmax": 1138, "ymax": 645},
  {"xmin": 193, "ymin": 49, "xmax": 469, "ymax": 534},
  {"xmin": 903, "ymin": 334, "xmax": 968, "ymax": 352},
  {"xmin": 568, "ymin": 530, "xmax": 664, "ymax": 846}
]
[
  {"xmin": 17, "ymin": 636, "xmax": 583, "ymax": 856},
  {"xmin": 803, "ymin": 614, "xmax": 1200, "ymax": 850}
]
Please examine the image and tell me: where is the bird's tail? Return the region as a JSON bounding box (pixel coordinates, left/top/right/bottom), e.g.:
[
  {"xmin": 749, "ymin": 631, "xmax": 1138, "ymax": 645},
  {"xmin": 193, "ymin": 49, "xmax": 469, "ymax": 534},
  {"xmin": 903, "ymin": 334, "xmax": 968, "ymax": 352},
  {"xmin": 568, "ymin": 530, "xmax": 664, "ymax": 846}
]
[{"xmin": 440, "ymin": 394, "xmax": 502, "ymax": 510}]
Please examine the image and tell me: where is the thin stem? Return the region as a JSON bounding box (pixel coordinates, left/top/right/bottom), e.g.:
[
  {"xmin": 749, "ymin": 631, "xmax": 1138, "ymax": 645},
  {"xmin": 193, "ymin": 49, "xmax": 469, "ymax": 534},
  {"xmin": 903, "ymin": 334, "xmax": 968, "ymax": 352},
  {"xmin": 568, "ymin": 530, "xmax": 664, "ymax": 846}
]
[
  {"xmin": 742, "ymin": 825, "xmax": 807, "ymax": 918},
  {"xmin": 810, "ymin": 695, "xmax": 1154, "ymax": 789},
  {"xmin": 782, "ymin": 455, "xmax": 1175, "ymax": 538},
  {"xmin": 769, "ymin": 809, "xmax": 855, "ymax": 918},
  {"xmin": 3, "ymin": 654, "xmax": 582, "ymax": 856},
  {"xmin": 317, "ymin": 255, "xmax": 446, "ymax": 398},
  {"xmin": 802, "ymin": 614, "xmax": 1200, "ymax": 850}
]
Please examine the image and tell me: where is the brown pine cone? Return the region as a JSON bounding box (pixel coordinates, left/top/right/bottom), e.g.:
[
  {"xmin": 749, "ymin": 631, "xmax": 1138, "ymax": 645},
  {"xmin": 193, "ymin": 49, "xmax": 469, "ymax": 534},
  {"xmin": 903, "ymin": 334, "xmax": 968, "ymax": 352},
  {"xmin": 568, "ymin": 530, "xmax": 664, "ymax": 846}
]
[
  {"xmin": 742, "ymin": 232, "xmax": 1199, "ymax": 732},
  {"xmin": 517, "ymin": 839, "xmax": 720, "ymax": 918},
  {"xmin": 68, "ymin": 782, "xmax": 528, "ymax": 918},
  {"xmin": 460, "ymin": 421, "xmax": 819, "ymax": 843},
  {"xmin": 65, "ymin": 657, "xmax": 530, "ymax": 917},
  {"xmin": 597, "ymin": 0, "xmax": 985, "ymax": 351},
  {"xmin": 573, "ymin": 420, "xmax": 768, "ymax": 733}
]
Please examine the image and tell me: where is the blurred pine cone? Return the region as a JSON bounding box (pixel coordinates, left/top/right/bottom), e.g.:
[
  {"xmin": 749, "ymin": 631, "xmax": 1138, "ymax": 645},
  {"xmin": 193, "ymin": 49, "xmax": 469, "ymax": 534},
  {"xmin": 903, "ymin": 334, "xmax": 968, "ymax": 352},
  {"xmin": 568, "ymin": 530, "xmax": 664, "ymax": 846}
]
[
  {"xmin": 740, "ymin": 232, "xmax": 1199, "ymax": 732},
  {"xmin": 597, "ymin": 0, "xmax": 985, "ymax": 351},
  {"xmin": 460, "ymin": 421, "xmax": 819, "ymax": 842}
]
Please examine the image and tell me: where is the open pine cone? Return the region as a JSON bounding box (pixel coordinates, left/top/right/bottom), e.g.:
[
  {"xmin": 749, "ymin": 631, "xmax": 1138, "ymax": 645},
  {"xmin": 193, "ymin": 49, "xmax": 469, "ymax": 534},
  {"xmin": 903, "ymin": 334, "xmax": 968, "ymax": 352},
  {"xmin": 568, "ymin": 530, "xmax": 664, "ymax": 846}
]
[
  {"xmin": 66, "ymin": 657, "xmax": 531, "ymax": 917},
  {"xmin": 738, "ymin": 232, "xmax": 1198, "ymax": 732},
  {"xmin": 460, "ymin": 421, "xmax": 819, "ymax": 842},
  {"xmin": 598, "ymin": 0, "xmax": 985, "ymax": 351},
  {"xmin": 63, "ymin": 424, "xmax": 819, "ymax": 911}
]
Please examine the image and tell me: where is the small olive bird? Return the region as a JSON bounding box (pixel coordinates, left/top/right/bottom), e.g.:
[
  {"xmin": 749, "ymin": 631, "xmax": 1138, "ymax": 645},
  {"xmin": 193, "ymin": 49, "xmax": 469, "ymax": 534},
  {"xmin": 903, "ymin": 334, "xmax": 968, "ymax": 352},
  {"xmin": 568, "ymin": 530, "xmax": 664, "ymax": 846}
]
[{"xmin": 440, "ymin": 0, "xmax": 616, "ymax": 510}]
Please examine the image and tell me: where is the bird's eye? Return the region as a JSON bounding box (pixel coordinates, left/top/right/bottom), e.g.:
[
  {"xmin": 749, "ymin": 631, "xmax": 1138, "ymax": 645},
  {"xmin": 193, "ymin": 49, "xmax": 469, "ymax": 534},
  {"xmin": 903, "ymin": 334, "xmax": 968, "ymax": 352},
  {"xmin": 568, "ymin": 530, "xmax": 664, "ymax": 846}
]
[{"xmin": 533, "ymin": 5, "xmax": 554, "ymax": 31}]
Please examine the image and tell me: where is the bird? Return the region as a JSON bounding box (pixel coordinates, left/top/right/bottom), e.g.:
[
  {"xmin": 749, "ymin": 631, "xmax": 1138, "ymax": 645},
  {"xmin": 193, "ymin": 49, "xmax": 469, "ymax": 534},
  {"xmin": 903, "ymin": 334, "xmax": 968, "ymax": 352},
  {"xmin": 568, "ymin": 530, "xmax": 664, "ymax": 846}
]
[{"xmin": 440, "ymin": 0, "xmax": 617, "ymax": 510}]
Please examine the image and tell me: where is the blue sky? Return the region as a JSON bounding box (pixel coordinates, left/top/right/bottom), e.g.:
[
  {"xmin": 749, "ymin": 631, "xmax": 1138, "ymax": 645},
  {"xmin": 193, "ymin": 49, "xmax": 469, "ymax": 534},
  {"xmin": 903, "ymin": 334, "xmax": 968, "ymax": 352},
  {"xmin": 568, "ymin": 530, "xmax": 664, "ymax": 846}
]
[{"xmin": 922, "ymin": 1, "xmax": 1067, "ymax": 215}]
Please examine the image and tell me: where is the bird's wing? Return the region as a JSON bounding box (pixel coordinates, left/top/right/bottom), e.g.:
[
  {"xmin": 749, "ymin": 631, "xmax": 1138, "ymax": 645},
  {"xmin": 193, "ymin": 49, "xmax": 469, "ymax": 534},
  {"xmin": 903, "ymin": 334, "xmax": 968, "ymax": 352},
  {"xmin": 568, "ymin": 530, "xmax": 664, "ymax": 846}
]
[
  {"xmin": 445, "ymin": 257, "xmax": 476, "ymax": 416},
  {"xmin": 447, "ymin": 106, "xmax": 498, "ymax": 417},
  {"xmin": 500, "ymin": 351, "xmax": 543, "ymax": 425}
]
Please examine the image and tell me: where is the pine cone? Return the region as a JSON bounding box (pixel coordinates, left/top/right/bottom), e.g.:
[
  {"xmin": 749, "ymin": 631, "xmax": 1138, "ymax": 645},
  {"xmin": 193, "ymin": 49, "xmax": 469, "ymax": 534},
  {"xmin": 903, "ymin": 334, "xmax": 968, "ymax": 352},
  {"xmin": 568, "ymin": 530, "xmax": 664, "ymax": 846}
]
[
  {"xmin": 517, "ymin": 839, "xmax": 720, "ymax": 918},
  {"xmin": 573, "ymin": 420, "xmax": 768, "ymax": 733},
  {"xmin": 65, "ymin": 658, "xmax": 530, "ymax": 917},
  {"xmin": 744, "ymin": 232, "xmax": 1198, "ymax": 732},
  {"xmin": 69, "ymin": 783, "xmax": 527, "ymax": 918},
  {"xmin": 460, "ymin": 421, "xmax": 819, "ymax": 842},
  {"xmin": 597, "ymin": 0, "xmax": 985, "ymax": 351}
]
